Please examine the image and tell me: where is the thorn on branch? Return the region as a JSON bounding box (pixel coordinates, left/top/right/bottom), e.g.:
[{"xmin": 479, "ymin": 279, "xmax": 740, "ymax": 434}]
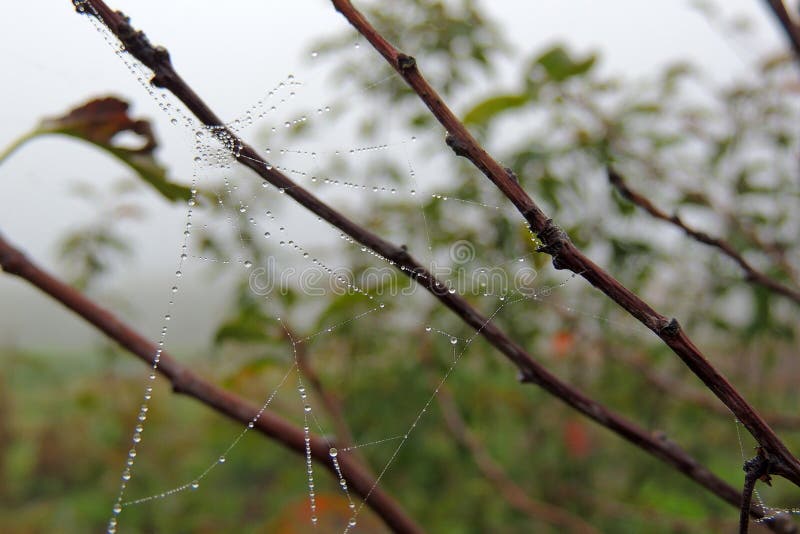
[
  {"xmin": 504, "ymin": 167, "xmax": 519, "ymax": 183},
  {"xmin": 658, "ymin": 318, "xmax": 681, "ymax": 338},
  {"xmin": 517, "ymin": 370, "xmax": 539, "ymax": 385},
  {"xmin": 396, "ymin": 53, "xmax": 416, "ymax": 72},
  {"xmin": 535, "ymin": 219, "xmax": 570, "ymax": 270},
  {"xmin": 740, "ymin": 448, "xmax": 772, "ymax": 534},
  {"xmin": 445, "ymin": 133, "xmax": 469, "ymax": 158},
  {"xmin": 108, "ymin": 10, "xmax": 175, "ymax": 87}
]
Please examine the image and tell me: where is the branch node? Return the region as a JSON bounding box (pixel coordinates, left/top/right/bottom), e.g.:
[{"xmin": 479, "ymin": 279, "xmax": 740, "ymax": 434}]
[
  {"xmin": 517, "ymin": 370, "xmax": 538, "ymax": 385},
  {"xmin": 396, "ymin": 53, "xmax": 416, "ymax": 72},
  {"xmin": 445, "ymin": 133, "xmax": 469, "ymax": 158},
  {"xmin": 504, "ymin": 166, "xmax": 519, "ymax": 183},
  {"xmin": 658, "ymin": 318, "xmax": 680, "ymax": 338},
  {"xmin": 535, "ymin": 219, "xmax": 570, "ymax": 269}
]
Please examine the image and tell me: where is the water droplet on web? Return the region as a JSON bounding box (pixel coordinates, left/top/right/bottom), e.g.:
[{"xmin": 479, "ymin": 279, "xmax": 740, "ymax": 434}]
[
  {"xmin": 218, "ymin": 456, "xmax": 226, "ymax": 464},
  {"xmin": 450, "ymin": 337, "xmax": 458, "ymax": 345},
  {"xmin": 264, "ymin": 232, "xmax": 271, "ymax": 238},
  {"xmin": 190, "ymin": 481, "xmax": 199, "ymax": 490},
  {"xmin": 310, "ymin": 51, "xmax": 318, "ymax": 58},
  {"xmin": 329, "ymin": 447, "xmax": 338, "ymax": 458},
  {"xmin": 425, "ymin": 326, "xmax": 432, "ymax": 332},
  {"xmin": 244, "ymin": 260, "xmax": 253, "ymax": 268}
]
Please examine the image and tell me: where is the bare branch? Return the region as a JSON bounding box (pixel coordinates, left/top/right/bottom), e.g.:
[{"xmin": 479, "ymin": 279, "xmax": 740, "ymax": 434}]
[
  {"xmin": 286, "ymin": 323, "xmax": 368, "ymax": 467},
  {"xmin": 67, "ymin": 1, "xmax": 797, "ymax": 528},
  {"xmin": 741, "ymin": 451, "xmax": 772, "ymax": 534},
  {"xmin": 329, "ymin": 0, "xmax": 800, "ymax": 486},
  {"xmin": 763, "ymin": 0, "xmax": 800, "ymax": 65},
  {"xmin": 0, "ymin": 232, "xmax": 422, "ymax": 534},
  {"xmin": 418, "ymin": 339, "xmax": 599, "ymax": 533},
  {"xmin": 615, "ymin": 350, "xmax": 800, "ymax": 431},
  {"xmin": 607, "ymin": 167, "xmax": 800, "ymax": 306}
]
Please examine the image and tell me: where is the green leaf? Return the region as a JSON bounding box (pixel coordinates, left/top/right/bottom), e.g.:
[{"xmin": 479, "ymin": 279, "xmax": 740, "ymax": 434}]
[
  {"xmin": 215, "ymin": 299, "xmax": 274, "ymax": 345},
  {"xmin": 531, "ymin": 45, "xmax": 596, "ymax": 82},
  {"xmin": 0, "ymin": 97, "xmax": 190, "ymax": 202},
  {"xmin": 462, "ymin": 93, "xmax": 531, "ymax": 126}
]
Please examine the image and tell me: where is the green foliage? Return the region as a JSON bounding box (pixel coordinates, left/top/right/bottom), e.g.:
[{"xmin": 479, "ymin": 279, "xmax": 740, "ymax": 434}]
[{"xmin": 5, "ymin": 1, "xmax": 800, "ymax": 532}]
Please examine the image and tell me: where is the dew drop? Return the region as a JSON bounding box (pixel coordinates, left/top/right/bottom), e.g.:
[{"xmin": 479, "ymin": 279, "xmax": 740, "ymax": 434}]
[
  {"xmin": 450, "ymin": 337, "xmax": 458, "ymax": 345},
  {"xmin": 190, "ymin": 480, "xmax": 199, "ymax": 490},
  {"xmin": 329, "ymin": 447, "xmax": 338, "ymax": 458}
]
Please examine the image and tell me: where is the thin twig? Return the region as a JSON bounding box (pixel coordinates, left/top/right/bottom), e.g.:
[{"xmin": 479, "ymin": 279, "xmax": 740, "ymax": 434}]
[
  {"xmin": 763, "ymin": 0, "xmax": 800, "ymax": 65},
  {"xmin": 329, "ymin": 0, "xmax": 800, "ymax": 487},
  {"xmin": 618, "ymin": 351, "xmax": 800, "ymax": 431},
  {"xmin": 418, "ymin": 338, "xmax": 599, "ymax": 533},
  {"xmin": 607, "ymin": 167, "xmax": 800, "ymax": 306},
  {"xmin": 0, "ymin": 232, "xmax": 422, "ymax": 534},
  {"xmin": 68, "ymin": 1, "xmax": 797, "ymax": 528},
  {"xmin": 286, "ymin": 324, "xmax": 368, "ymax": 467},
  {"xmin": 741, "ymin": 451, "xmax": 772, "ymax": 534}
]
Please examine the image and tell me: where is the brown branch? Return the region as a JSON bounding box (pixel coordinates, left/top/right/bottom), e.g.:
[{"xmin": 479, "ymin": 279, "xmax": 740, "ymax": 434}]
[
  {"xmin": 607, "ymin": 167, "xmax": 800, "ymax": 306},
  {"xmin": 329, "ymin": 0, "xmax": 800, "ymax": 488},
  {"xmin": 741, "ymin": 451, "xmax": 773, "ymax": 534},
  {"xmin": 0, "ymin": 233, "xmax": 422, "ymax": 534},
  {"xmin": 617, "ymin": 351, "xmax": 800, "ymax": 431},
  {"xmin": 763, "ymin": 0, "xmax": 800, "ymax": 65},
  {"xmin": 287, "ymin": 325, "xmax": 368, "ymax": 467},
  {"xmin": 418, "ymin": 340, "xmax": 599, "ymax": 533},
  {"xmin": 68, "ymin": 1, "xmax": 796, "ymax": 529}
]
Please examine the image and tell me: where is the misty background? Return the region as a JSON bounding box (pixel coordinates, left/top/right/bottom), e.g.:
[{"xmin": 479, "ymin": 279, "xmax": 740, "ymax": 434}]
[{"xmin": 0, "ymin": 0, "xmax": 789, "ymax": 349}]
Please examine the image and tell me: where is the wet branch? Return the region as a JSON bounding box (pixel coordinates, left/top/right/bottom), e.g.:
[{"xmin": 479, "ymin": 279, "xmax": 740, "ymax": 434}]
[
  {"xmin": 0, "ymin": 232, "xmax": 422, "ymax": 534},
  {"xmin": 418, "ymin": 338, "xmax": 599, "ymax": 533},
  {"xmin": 763, "ymin": 0, "xmax": 800, "ymax": 64},
  {"xmin": 330, "ymin": 0, "xmax": 800, "ymax": 488},
  {"xmin": 607, "ymin": 167, "xmax": 800, "ymax": 306},
  {"xmin": 69, "ymin": 0, "xmax": 796, "ymax": 529}
]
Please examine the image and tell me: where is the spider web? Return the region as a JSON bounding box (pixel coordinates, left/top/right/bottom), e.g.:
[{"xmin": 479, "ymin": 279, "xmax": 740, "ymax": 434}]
[
  {"xmin": 72, "ymin": 9, "xmax": 593, "ymax": 533},
  {"xmin": 69, "ymin": 3, "xmax": 800, "ymax": 533}
]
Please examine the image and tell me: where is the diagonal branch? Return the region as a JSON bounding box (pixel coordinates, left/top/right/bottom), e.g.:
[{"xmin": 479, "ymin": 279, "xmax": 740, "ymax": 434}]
[
  {"xmin": 418, "ymin": 339, "xmax": 599, "ymax": 533},
  {"xmin": 607, "ymin": 167, "xmax": 800, "ymax": 306},
  {"xmin": 329, "ymin": 0, "xmax": 800, "ymax": 487},
  {"xmin": 763, "ymin": 0, "xmax": 800, "ymax": 65},
  {"xmin": 68, "ymin": 1, "xmax": 795, "ymax": 528},
  {"xmin": 0, "ymin": 232, "xmax": 422, "ymax": 534}
]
